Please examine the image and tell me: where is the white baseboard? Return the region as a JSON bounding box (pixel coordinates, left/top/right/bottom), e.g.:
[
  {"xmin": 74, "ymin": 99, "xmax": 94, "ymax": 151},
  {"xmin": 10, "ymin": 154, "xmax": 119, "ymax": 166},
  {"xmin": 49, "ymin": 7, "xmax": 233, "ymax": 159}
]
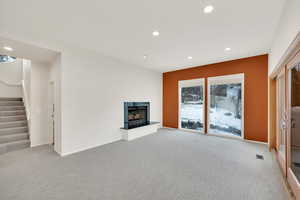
[
  {"xmin": 162, "ymin": 126, "xmax": 177, "ymax": 130},
  {"xmin": 244, "ymin": 139, "xmax": 268, "ymax": 145},
  {"xmin": 163, "ymin": 127, "xmax": 267, "ymax": 144},
  {"xmin": 60, "ymin": 136, "xmax": 122, "ymax": 157}
]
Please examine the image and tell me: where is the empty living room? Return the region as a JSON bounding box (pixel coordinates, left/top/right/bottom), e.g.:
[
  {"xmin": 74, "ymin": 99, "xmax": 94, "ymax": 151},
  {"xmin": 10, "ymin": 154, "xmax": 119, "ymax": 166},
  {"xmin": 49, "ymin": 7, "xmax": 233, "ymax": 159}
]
[{"xmin": 1, "ymin": 0, "xmax": 300, "ymax": 199}]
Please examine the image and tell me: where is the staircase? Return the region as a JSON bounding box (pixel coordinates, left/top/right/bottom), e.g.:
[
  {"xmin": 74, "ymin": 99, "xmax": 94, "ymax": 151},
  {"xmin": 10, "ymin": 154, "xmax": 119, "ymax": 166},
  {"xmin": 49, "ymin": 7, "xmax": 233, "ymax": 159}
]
[{"xmin": 0, "ymin": 98, "xmax": 30, "ymax": 155}]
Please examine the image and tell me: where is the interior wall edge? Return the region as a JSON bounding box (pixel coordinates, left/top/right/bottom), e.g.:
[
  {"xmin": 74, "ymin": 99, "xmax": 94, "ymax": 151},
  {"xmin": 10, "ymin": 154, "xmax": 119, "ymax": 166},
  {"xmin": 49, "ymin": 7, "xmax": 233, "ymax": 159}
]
[{"xmin": 269, "ymin": 31, "xmax": 300, "ymax": 79}]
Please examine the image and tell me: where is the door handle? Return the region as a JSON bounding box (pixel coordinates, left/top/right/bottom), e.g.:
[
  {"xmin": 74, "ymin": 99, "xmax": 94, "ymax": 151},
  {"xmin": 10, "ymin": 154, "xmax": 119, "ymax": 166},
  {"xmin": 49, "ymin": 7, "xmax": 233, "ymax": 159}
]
[
  {"xmin": 291, "ymin": 118, "xmax": 296, "ymax": 128},
  {"xmin": 281, "ymin": 120, "xmax": 287, "ymax": 130}
]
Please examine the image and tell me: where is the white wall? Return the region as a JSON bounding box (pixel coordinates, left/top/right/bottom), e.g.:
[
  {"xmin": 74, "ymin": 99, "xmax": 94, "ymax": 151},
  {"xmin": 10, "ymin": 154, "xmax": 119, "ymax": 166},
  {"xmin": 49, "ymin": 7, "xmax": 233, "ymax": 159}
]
[
  {"xmin": 22, "ymin": 59, "xmax": 31, "ymax": 103},
  {"xmin": 269, "ymin": 0, "xmax": 300, "ymax": 75},
  {"xmin": 60, "ymin": 48, "xmax": 162, "ymax": 156},
  {"xmin": 0, "ymin": 58, "xmax": 23, "ymax": 97},
  {"xmin": 0, "ymin": 40, "xmax": 162, "ymax": 157},
  {"xmin": 29, "ymin": 61, "xmax": 52, "ymax": 147}
]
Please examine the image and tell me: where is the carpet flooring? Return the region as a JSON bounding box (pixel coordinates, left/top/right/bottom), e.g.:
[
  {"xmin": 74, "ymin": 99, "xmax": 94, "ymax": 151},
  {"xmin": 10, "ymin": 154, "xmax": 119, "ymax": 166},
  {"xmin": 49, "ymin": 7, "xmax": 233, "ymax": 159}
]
[{"xmin": 0, "ymin": 128, "xmax": 291, "ymax": 200}]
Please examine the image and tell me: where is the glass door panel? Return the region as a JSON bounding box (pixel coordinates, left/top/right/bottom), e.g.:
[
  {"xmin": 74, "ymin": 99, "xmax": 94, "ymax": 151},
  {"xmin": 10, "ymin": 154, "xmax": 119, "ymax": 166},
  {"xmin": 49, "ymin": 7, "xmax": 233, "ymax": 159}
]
[
  {"xmin": 207, "ymin": 74, "xmax": 244, "ymax": 138},
  {"xmin": 179, "ymin": 79, "xmax": 205, "ymax": 132},
  {"xmin": 289, "ymin": 59, "xmax": 300, "ymax": 182}
]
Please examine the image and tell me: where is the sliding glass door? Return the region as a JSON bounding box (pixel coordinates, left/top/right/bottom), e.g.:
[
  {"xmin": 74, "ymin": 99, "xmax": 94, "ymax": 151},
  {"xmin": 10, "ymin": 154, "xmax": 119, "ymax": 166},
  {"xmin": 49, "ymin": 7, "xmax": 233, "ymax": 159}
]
[
  {"xmin": 178, "ymin": 79, "xmax": 205, "ymax": 133},
  {"xmin": 207, "ymin": 74, "xmax": 244, "ymax": 138},
  {"xmin": 287, "ymin": 51, "xmax": 300, "ymax": 197}
]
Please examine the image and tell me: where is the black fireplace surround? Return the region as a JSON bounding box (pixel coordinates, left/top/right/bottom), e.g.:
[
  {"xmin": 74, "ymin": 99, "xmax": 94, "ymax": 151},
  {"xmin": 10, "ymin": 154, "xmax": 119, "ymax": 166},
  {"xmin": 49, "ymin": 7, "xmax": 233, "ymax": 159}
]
[{"xmin": 124, "ymin": 102, "xmax": 150, "ymax": 129}]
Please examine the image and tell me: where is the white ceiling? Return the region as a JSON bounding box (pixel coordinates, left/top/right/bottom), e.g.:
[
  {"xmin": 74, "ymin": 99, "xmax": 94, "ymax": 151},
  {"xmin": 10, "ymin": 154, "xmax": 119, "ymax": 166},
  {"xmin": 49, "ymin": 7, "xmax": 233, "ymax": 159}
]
[
  {"xmin": 0, "ymin": 37, "xmax": 58, "ymax": 64},
  {"xmin": 0, "ymin": 0, "xmax": 286, "ymax": 72}
]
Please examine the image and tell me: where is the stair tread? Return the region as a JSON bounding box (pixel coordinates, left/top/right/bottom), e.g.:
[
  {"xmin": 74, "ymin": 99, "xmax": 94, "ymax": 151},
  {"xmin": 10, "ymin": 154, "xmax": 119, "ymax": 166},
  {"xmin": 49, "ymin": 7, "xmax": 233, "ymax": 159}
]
[
  {"xmin": 0, "ymin": 126, "xmax": 27, "ymax": 131},
  {"xmin": 0, "ymin": 110, "xmax": 25, "ymax": 112},
  {"xmin": 0, "ymin": 115, "xmax": 26, "ymax": 118},
  {"xmin": 0, "ymin": 119, "xmax": 26, "ymax": 122},
  {"xmin": 0, "ymin": 120, "xmax": 27, "ymax": 125},
  {"xmin": 0, "ymin": 112, "xmax": 25, "ymax": 116},
  {"xmin": 0, "ymin": 108, "xmax": 25, "ymax": 111},
  {"xmin": 0, "ymin": 116, "xmax": 27, "ymax": 123},
  {"xmin": 0, "ymin": 139, "xmax": 30, "ymax": 147},
  {"xmin": 0, "ymin": 132, "xmax": 28, "ymax": 138},
  {"xmin": 0, "ymin": 121, "xmax": 27, "ymax": 129},
  {"xmin": 0, "ymin": 105, "xmax": 25, "ymax": 108},
  {"xmin": 0, "ymin": 102, "xmax": 24, "ymax": 105},
  {"xmin": 0, "ymin": 101, "xmax": 23, "ymax": 103}
]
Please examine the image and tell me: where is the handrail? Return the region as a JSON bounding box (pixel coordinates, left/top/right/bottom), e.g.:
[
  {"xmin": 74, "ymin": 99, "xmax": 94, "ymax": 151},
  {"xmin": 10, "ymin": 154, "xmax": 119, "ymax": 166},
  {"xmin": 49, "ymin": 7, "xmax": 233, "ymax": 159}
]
[
  {"xmin": 0, "ymin": 79, "xmax": 21, "ymax": 87},
  {"xmin": 21, "ymin": 80, "xmax": 31, "ymax": 132}
]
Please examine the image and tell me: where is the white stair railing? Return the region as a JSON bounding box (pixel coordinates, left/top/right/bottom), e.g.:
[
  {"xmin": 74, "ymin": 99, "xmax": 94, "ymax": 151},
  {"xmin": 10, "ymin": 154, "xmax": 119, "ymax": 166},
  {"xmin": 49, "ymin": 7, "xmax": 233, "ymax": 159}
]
[
  {"xmin": 0, "ymin": 79, "xmax": 21, "ymax": 87},
  {"xmin": 21, "ymin": 80, "xmax": 31, "ymax": 131}
]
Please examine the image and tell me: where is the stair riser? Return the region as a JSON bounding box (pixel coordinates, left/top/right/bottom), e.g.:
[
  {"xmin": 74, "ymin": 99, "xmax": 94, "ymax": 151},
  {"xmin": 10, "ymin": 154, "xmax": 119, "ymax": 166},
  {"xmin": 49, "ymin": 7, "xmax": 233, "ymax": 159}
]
[
  {"xmin": 0, "ymin": 134, "xmax": 29, "ymax": 144},
  {"xmin": 0, "ymin": 116, "xmax": 26, "ymax": 123},
  {"xmin": 0, "ymin": 141, "xmax": 30, "ymax": 155},
  {"xmin": 0, "ymin": 121, "xmax": 27, "ymax": 129},
  {"xmin": 0, "ymin": 127, "xmax": 28, "ymax": 136},
  {"xmin": 0, "ymin": 145, "xmax": 6, "ymax": 154},
  {"xmin": 0, "ymin": 102, "xmax": 23, "ymax": 106},
  {"xmin": 0, "ymin": 106, "xmax": 25, "ymax": 111},
  {"xmin": 7, "ymin": 141, "xmax": 30, "ymax": 152},
  {"xmin": 0, "ymin": 111, "xmax": 26, "ymax": 117},
  {"xmin": 0, "ymin": 98, "xmax": 22, "ymax": 102}
]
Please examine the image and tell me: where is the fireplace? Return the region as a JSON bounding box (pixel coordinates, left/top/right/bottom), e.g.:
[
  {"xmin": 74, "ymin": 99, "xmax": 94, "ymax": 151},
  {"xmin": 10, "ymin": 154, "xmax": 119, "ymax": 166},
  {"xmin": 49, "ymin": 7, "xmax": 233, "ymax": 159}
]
[{"xmin": 124, "ymin": 102, "xmax": 150, "ymax": 129}]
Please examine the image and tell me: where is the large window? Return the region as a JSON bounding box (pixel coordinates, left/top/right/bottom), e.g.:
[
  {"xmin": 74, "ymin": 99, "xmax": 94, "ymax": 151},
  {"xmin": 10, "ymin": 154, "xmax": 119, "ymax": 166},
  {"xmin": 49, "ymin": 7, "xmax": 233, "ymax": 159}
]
[
  {"xmin": 207, "ymin": 74, "xmax": 244, "ymax": 138},
  {"xmin": 179, "ymin": 79, "xmax": 205, "ymax": 132}
]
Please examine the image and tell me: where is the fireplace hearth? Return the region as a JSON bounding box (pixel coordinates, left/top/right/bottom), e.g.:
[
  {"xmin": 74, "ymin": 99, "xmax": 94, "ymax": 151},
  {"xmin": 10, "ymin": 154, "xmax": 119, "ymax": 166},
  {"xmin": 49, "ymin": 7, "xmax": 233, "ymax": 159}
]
[{"xmin": 124, "ymin": 102, "xmax": 150, "ymax": 129}]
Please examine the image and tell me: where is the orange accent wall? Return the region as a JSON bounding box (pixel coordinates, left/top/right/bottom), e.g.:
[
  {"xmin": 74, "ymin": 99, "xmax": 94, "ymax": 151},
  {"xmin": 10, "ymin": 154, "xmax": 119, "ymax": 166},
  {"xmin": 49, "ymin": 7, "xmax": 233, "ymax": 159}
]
[{"xmin": 163, "ymin": 54, "xmax": 268, "ymax": 142}]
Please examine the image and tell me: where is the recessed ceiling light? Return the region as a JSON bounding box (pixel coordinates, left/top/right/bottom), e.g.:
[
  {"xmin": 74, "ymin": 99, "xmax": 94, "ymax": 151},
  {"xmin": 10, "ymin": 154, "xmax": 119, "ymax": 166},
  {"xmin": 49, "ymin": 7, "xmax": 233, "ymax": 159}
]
[
  {"xmin": 143, "ymin": 55, "xmax": 148, "ymax": 59},
  {"xmin": 188, "ymin": 56, "xmax": 193, "ymax": 60},
  {"xmin": 152, "ymin": 31, "xmax": 160, "ymax": 36},
  {"xmin": 203, "ymin": 5, "xmax": 214, "ymax": 13},
  {"xmin": 3, "ymin": 46, "xmax": 13, "ymax": 52},
  {"xmin": 225, "ymin": 47, "xmax": 231, "ymax": 51}
]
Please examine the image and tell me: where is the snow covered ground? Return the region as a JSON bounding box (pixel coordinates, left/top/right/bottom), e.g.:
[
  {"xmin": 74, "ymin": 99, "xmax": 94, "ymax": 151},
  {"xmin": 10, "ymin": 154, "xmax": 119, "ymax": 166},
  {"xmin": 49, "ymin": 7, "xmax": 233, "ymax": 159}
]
[
  {"xmin": 180, "ymin": 104, "xmax": 203, "ymax": 131},
  {"xmin": 180, "ymin": 103, "xmax": 241, "ymax": 136},
  {"xmin": 209, "ymin": 107, "xmax": 241, "ymax": 129},
  {"xmin": 180, "ymin": 104, "xmax": 203, "ymax": 122}
]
